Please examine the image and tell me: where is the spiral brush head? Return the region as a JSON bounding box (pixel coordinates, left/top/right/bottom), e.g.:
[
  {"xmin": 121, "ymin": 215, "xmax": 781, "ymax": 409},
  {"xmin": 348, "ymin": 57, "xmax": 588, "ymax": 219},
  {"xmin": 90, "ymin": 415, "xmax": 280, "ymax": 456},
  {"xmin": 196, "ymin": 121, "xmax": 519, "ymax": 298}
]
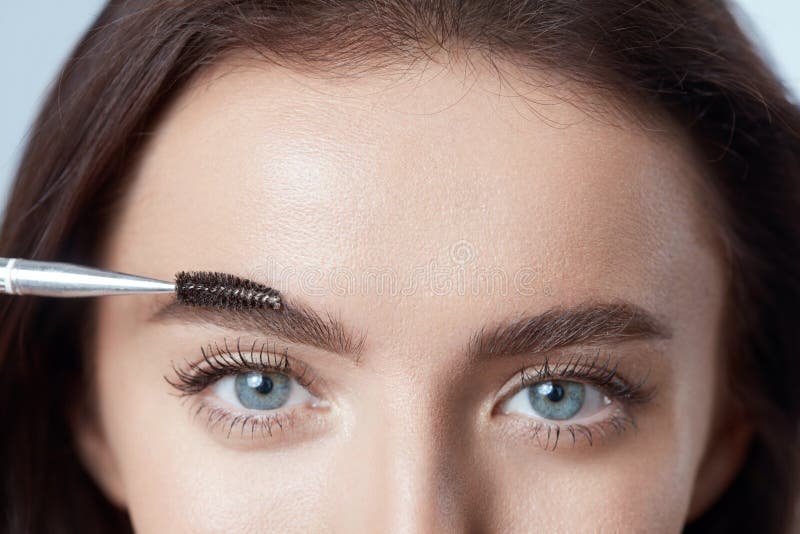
[{"xmin": 175, "ymin": 271, "xmax": 282, "ymax": 311}]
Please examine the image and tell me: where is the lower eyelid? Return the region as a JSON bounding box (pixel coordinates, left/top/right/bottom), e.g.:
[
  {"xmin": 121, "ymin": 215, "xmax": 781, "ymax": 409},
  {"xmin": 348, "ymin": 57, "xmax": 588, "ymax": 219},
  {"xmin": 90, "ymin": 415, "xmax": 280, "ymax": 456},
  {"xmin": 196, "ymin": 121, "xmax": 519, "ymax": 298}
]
[
  {"xmin": 496, "ymin": 405, "xmax": 638, "ymax": 451},
  {"xmin": 500, "ymin": 400, "xmax": 618, "ymax": 429},
  {"xmin": 187, "ymin": 395, "xmax": 332, "ymax": 445}
]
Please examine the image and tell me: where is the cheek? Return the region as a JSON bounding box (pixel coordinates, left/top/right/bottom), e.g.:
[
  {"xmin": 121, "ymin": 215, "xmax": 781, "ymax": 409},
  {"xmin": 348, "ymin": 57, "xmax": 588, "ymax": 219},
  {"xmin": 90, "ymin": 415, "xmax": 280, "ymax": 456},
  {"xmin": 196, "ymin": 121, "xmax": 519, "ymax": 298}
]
[
  {"xmin": 484, "ymin": 443, "xmax": 695, "ymax": 531},
  {"xmin": 121, "ymin": 442, "xmax": 343, "ymax": 533}
]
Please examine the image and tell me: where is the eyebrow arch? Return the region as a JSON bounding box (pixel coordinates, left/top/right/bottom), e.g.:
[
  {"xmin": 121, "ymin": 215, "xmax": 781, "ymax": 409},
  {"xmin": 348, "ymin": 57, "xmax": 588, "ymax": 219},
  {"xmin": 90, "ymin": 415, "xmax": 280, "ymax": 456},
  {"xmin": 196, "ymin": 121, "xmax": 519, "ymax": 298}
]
[
  {"xmin": 465, "ymin": 300, "xmax": 673, "ymax": 362},
  {"xmin": 151, "ymin": 288, "xmax": 669, "ymax": 365},
  {"xmin": 150, "ymin": 297, "xmax": 367, "ymax": 363}
]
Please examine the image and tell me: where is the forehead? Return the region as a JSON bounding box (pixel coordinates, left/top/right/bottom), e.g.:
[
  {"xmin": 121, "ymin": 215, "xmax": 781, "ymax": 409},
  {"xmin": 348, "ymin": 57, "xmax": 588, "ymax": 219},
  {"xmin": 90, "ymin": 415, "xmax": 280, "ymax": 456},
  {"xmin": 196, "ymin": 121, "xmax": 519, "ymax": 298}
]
[{"xmin": 104, "ymin": 56, "xmax": 721, "ymax": 342}]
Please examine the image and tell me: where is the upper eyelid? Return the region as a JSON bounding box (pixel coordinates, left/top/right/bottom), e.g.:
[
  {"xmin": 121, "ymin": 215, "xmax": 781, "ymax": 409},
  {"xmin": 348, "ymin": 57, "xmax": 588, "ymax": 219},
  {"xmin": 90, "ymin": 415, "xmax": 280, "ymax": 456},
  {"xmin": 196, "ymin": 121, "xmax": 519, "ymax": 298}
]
[
  {"xmin": 198, "ymin": 339, "xmax": 296, "ymax": 380},
  {"xmin": 520, "ymin": 350, "xmax": 620, "ymax": 384},
  {"xmin": 164, "ymin": 337, "xmax": 318, "ymax": 396},
  {"xmin": 496, "ymin": 351, "xmax": 656, "ymax": 406},
  {"xmin": 167, "ymin": 340, "xmax": 655, "ymax": 406}
]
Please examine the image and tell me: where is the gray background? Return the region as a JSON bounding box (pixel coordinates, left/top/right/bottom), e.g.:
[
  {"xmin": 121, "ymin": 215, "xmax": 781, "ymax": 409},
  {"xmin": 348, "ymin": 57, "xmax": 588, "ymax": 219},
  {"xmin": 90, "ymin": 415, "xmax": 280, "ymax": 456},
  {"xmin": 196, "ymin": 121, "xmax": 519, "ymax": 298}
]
[{"xmin": 1, "ymin": 0, "xmax": 799, "ymax": 206}]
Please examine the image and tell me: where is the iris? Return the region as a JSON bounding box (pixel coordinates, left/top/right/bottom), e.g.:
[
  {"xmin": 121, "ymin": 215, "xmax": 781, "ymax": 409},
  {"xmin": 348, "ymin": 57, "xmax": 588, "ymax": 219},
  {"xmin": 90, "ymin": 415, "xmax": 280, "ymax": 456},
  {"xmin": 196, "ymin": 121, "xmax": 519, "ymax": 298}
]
[
  {"xmin": 528, "ymin": 380, "xmax": 585, "ymax": 420},
  {"xmin": 234, "ymin": 371, "xmax": 292, "ymax": 410}
]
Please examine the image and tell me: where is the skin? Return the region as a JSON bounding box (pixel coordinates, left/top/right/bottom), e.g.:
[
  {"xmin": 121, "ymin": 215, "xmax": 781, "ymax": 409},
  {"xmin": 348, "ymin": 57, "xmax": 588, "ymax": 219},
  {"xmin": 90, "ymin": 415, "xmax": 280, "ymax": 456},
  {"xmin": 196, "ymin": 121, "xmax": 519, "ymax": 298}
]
[{"xmin": 76, "ymin": 53, "xmax": 752, "ymax": 532}]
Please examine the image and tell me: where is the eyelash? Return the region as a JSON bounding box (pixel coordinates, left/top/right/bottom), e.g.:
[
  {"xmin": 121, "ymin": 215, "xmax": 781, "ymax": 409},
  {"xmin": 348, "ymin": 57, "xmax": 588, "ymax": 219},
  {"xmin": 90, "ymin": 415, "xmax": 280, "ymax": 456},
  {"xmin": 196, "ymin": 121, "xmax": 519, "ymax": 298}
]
[
  {"xmin": 501, "ymin": 350, "xmax": 656, "ymax": 451},
  {"xmin": 166, "ymin": 341, "xmax": 655, "ymax": 449},
  {"xmin": 165, "ymin": 338, "xmax": 317, "ymax": 440}
]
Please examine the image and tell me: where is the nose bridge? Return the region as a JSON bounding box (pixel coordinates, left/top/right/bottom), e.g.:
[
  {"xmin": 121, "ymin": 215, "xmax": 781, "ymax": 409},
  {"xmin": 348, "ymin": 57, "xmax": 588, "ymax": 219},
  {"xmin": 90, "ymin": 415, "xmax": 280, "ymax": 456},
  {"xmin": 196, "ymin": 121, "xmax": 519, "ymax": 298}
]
[
  {"xmin": 384, "ymin": 394, "xmax": 448, "ymax": 532},
  {"xmin": 342, "ymin": 376, "xmax": 473, "ymax": 533}
]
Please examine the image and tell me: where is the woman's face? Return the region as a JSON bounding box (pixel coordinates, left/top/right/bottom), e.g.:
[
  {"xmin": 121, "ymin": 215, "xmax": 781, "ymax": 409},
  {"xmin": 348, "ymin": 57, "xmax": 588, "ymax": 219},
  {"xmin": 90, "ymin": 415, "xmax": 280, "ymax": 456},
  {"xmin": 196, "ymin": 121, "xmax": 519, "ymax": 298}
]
[{"xmin": 80, "ymin": 56, "xmax": 745, "ymax": 532}]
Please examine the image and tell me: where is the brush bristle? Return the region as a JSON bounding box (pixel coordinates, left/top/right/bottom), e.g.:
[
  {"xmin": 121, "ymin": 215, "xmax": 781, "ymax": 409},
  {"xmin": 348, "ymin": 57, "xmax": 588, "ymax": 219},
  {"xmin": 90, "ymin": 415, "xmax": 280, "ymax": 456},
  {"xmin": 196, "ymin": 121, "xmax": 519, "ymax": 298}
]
[{"xmin": 175, "ymin": 271, "xmax": 281, "ymax": 310}]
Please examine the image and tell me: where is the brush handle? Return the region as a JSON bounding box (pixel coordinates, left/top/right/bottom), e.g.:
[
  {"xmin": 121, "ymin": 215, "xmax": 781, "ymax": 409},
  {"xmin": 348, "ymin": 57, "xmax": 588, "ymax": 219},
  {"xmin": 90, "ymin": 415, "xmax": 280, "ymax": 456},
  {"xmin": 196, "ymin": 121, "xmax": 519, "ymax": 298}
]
[{"xmin": 0, "ymin": 258, "xmax": 175, "ymax": 297}]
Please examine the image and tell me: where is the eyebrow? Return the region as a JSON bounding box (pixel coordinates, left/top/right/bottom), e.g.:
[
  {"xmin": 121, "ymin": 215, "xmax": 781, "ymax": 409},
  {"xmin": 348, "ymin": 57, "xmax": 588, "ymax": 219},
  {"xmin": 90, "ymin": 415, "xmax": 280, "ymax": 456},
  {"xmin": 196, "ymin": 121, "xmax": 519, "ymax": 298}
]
[
  {"xmin": 152, "ymin": 284, "xmax": 671, "ymax": 364},
  {"xmin": 465, "ymin": 300, "xmax": 672, "ymax": 362},
  {"xmin": 150, "ymin": 298, "xmax": 367, "ymax": 362}
]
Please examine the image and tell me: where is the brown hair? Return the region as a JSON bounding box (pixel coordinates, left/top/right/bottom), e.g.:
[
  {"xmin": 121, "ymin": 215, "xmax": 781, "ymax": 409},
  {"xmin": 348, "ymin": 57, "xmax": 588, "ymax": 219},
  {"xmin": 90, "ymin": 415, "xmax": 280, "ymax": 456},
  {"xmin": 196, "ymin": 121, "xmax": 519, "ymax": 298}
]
[{"xmin": 1, "ymin": 1, "xmax": 798, "ymax": 531}]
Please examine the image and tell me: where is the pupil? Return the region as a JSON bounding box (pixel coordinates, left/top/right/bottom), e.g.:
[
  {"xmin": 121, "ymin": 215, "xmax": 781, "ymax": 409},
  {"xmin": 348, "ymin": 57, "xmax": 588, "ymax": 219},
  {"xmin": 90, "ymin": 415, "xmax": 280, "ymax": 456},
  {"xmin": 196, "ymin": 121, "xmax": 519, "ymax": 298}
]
[
  {"xmin": 542, "ymin": 381, "xmax": 565, "ymax": 402},
  {"xmin": 245, "ymin": 372, "xmax": 273, "ymax": 395}
]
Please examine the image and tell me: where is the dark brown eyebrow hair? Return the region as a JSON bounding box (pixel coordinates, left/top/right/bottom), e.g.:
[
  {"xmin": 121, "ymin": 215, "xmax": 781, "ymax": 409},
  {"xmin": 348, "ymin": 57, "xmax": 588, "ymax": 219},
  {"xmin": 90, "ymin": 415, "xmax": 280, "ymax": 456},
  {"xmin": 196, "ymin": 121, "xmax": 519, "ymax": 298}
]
[
  {"xmin": 150, "ymin": 298, "xmax": 368, "ymax": 362},
  {"xmin": 151, "ymin": 291, "xmax": 671, "ymax": 364},
  {"xmin": 465, "ymin": 299, "xmax": 672, "ymax": 362}
]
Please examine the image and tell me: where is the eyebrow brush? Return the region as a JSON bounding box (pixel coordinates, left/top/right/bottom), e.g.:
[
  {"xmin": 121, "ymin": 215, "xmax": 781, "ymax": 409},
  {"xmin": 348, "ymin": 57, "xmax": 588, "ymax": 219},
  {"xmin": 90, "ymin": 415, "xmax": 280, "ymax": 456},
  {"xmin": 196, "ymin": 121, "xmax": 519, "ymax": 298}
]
[{"xmin": 0, "ymin": 258, "xmax": 282, "ymax": 310}]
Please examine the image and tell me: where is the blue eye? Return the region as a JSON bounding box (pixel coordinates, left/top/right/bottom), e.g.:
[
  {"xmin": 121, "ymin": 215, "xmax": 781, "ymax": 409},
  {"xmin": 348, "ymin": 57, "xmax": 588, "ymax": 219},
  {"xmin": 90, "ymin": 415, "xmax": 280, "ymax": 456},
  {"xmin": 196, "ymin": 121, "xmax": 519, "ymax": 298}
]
[
  {"xmin": 501, "ymin": 379, "xmax": 611, "ymax": 422},
  {"xmin": 527, "ymin": 381, "xmax": 585, "ymax": 420},
  {"xmin": 213, "ymin": 370, "xmax": 318, "ymax": 412},
  {"xmin": 234, "ymin": 372, "xmax": 292, "ymax": 410}
]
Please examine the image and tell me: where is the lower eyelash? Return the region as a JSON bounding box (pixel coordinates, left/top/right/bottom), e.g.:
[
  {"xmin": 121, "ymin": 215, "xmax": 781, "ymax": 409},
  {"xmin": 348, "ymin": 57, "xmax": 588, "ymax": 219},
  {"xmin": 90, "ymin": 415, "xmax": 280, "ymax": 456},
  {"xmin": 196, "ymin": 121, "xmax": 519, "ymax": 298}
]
[
  {"xmin": 514, "ymin": 410, "xmax": 638, "ymax": 451},
  {"xmin": 188, "ymin": 398, "xmax": 299, "ymax": 440}
]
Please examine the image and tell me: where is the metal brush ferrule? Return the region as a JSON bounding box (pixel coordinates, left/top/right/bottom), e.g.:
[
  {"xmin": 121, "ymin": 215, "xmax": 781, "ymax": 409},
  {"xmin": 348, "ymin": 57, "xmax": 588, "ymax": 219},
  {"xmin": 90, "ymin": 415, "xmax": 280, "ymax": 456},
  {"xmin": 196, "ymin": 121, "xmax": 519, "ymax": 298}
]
[{"xmin": 0, "ymin": 258, "xmax": 175, "ymax": 297}]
